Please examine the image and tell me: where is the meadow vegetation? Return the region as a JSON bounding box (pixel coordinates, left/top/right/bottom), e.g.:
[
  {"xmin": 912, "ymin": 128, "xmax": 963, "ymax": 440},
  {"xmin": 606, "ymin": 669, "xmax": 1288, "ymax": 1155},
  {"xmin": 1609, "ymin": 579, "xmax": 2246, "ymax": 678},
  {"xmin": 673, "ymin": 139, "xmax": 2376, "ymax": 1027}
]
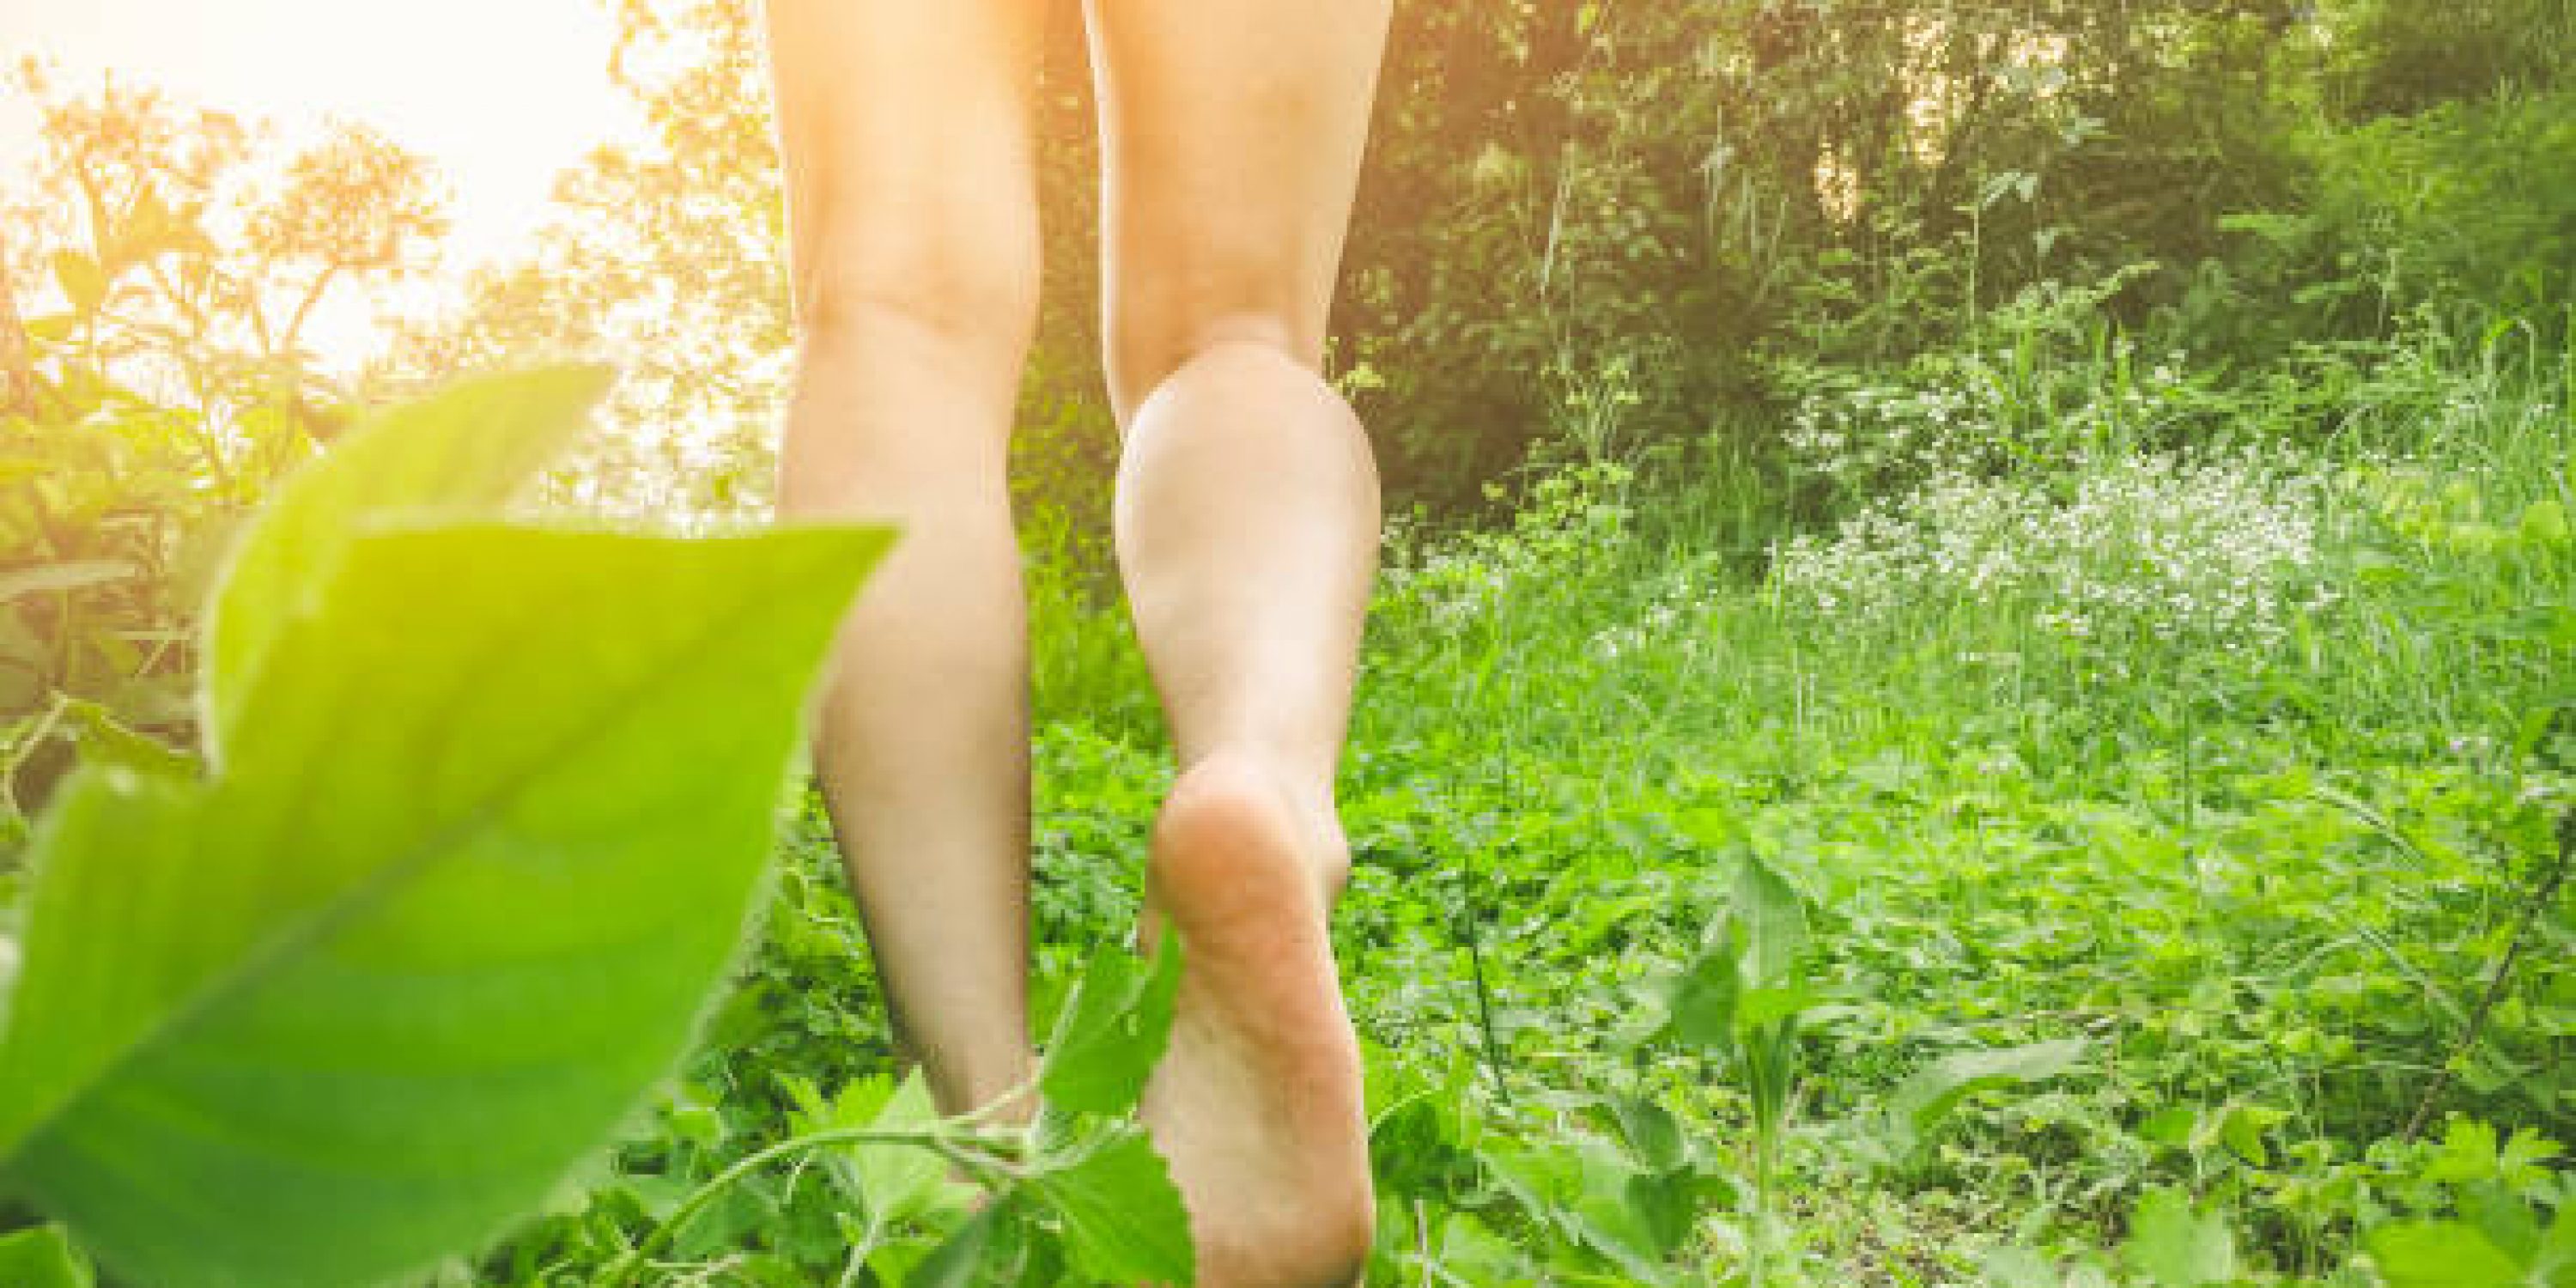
[{"xmin": 2, "ymin": 2, "xmax": 2571, "ymax": 1284}]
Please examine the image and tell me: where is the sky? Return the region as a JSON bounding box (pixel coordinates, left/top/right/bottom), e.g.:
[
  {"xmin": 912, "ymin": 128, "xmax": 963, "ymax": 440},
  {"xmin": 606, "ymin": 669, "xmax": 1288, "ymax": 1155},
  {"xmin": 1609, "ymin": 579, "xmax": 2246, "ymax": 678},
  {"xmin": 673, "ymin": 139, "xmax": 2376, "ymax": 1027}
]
[{"xmin": 2, "ymin": 0, "xmax": 647, "ymax": 364}]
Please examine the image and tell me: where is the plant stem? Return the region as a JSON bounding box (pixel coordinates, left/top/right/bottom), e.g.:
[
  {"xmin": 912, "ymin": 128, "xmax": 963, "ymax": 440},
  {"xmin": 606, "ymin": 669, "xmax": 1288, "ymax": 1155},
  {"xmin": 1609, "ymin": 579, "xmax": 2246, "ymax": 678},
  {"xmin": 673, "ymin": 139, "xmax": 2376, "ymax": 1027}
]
[
  {"xmin": 603, "ymin": 1121, "xmax": 1023, "ymax": 1286},
  {"xmin": 0, "ymin": 692, "xmax": 70, "ymax": 831},
  {"xmin": 2400, "ymin": 808, "xmax": 2573, "ymax": 1141}
]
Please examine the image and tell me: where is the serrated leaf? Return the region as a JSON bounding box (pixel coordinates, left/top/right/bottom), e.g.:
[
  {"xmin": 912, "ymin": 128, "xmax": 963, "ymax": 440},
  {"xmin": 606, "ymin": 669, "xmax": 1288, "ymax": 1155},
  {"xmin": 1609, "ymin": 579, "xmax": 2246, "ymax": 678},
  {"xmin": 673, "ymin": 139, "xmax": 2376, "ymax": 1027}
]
[
  {"xmin": 1032, "ymin": 1131, "xmax": 1195, "ymax": 1285},
  {"xmin": 852, "ymin": 1072, "xmax": 957, "ymax": 1232},
  {"xmin": 1040, "ymin": 939, "xmax": 1183, "ymax": 1116},
  {"xmin": 2123, "ymin": 1188, "xmax": 2235, "ymax": 1288},
  {"xmin": 0, "ymin": 521, "xmax": 889, "ymax": 1288},
  {"xmin": 0, "ymin": 1224, "xmax": 92, "ymax": 1288},
  {"xmin": 1884, "ymin": 1038, "xmax": 2087, "ymax": 1162},
  {"xmin": 199, "ymin": 365, "xmax": 613, "ymax": 756}
]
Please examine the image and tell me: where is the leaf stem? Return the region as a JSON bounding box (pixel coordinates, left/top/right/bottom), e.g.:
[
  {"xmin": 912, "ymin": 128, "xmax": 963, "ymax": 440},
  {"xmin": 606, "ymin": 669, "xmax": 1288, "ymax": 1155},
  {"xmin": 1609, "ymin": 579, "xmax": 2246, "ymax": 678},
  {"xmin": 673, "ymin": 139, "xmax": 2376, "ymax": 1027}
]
[{"xmin": 604, "ymin": 1121, "xmax": 1025, "ymax": 1286}]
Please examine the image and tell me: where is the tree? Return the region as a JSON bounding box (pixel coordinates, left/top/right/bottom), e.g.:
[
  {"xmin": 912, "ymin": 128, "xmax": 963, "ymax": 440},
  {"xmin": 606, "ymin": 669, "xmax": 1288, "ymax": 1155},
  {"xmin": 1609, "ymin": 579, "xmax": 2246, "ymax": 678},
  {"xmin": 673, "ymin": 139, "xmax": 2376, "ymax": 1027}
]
[{"xmin": 0, "ymin": 64, "xmax": 448, "ymax": 803}]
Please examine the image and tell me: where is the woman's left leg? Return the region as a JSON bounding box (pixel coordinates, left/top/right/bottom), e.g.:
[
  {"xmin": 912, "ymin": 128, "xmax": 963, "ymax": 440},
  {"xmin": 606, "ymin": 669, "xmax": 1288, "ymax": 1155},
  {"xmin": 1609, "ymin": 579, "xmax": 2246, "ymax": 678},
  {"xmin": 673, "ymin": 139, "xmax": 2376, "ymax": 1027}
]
[{"xmin": 762, "ymin": 0, "xmax": 1048, "ymax": 1119}]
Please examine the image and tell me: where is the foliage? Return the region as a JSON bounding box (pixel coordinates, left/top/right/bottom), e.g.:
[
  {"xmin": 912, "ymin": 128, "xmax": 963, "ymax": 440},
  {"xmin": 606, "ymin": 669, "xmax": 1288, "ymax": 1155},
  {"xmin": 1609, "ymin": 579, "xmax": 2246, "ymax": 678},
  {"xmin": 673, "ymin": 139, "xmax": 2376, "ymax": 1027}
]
[
  {"xmin": 0, "ymin": 67, "xmax": 448, "ymax": 820},
  {"xmin": 2320, "ymin": 0, "xmax": 2575, "ymax": 118},
  {"xmin": 2189, "ymin": 92, "xmax": 2576, "ymax": 353},
  {"xmin": 0, "ymin": 368, "xmax": 890, "ymax": 1286}
]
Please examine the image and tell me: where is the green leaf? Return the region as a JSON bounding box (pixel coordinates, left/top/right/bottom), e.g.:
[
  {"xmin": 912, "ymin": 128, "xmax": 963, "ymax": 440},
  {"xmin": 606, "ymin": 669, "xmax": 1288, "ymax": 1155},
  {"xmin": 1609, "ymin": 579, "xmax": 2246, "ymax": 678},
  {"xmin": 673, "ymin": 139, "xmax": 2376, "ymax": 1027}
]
[
  {"xmin": 1032, "ymin": 1131, "xmax": 1195, "ymax": 1285},
  {"xmin": 908, "ymin": 1198, "xmax": 1012, "ymax": 1288},
  {"xmin": 1040, "ymin": 939, "xmax": 1184, "ymax": 1116},
  {"xmin": 2368, "ymin": 1220, "xmax": 2527, "ymax": 1288},
  {"xmin": 0, "ymin": 561, "xmax": 139, "ymax": 605},
  {"xmin": 850, "ymin": 1072, "xmax": 959, "ymax": 1233},
  {"xmin": 1981, "ymin": 1245, "xmax": 2059, "ymax": 1288},
  {"xmin": 1428, "ymin": 1210, "xmax": 1525, "ymax": 1282},
  {"xmin": 2520, "ymin": 499, "xmax": 2569, "ymax": 547},
  {"xmin": 199, "ymin": 365, "xmax": 613, "ymax": 756},
  {"xmin": 2537, "ymin": 1206, "xmax": 2575, "ymax": 1285},
  {"xmin": 55, "ymin": 697, "xmax": 195, "ymax": 779},
  {"xmin": 0, "ymin": 521, "xmax": 889, "ymax": 1288},
  {"xmin": 2123, "ymin": 1188, "xmax": 2236, "ymax": 1288},
  {"xmin": 1733, "ymin": 982, "xmax": 1823, "ymax": 1033},
  {"xmin": 1607, "ymin": 1093, "xmax": 1686, "ymax": 1174},
  {"xmin": 0, "ymin": 1224, "xmax": 93, "ymax": 1288},
  {"xmin": 2212, "ymin": 1102, "xmax": 2285, "ymax": 1166},
  {"xmin": 1731, "ymin": 854, "xmax": 1808, "ymax": 987},
  {"xmin": 1664, "ymin": 928, "xmax": 1741, "ymax": 1052},
  {"xmin": 1620, "ymin": 1169, "xmax": 1697, "ymax": 1261},
  {"xmin": 1883, "ymin": 1038, "xmax": 2087, "ymax": 1163}
]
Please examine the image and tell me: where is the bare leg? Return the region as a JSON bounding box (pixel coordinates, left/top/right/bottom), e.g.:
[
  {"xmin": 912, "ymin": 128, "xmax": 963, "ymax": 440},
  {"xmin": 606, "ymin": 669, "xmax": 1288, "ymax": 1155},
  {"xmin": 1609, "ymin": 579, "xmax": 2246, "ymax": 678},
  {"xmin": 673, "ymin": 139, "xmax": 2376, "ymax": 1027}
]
[
  {"xmin": 1089, "ymin": 3, "xmax": 1392, "ymax": 1282},
  {"xmin": 764, "ymin": 0, "xmax": 1045, "ymax": 1118}
]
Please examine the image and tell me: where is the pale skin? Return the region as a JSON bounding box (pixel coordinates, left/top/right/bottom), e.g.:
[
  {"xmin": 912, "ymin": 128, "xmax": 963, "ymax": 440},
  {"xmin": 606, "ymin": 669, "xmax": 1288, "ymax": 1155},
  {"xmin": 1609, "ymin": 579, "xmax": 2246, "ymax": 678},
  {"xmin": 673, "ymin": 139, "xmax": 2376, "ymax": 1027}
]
[{"xmin": 762, "ymin": 1, "xmax": 1389, "ymax": 1283}]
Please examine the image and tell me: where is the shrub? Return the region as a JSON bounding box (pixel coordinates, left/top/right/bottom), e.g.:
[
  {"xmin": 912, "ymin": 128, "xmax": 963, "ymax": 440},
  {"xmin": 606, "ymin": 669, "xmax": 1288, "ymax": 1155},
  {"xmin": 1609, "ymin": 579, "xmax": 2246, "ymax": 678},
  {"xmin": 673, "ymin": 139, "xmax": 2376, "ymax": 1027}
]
[{"xmin": 1769, "ymin": 449, "xmax": 2338, "ymax": 654}]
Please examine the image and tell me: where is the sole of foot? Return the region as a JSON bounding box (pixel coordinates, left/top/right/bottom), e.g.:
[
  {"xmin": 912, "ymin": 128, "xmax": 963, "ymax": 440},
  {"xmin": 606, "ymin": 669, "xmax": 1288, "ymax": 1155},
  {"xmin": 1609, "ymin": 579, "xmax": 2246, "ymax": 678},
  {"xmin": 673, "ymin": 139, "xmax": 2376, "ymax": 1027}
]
[{"xmin": 1139, "ymin": 753, "xmax": 1374, "ymax": 1288}]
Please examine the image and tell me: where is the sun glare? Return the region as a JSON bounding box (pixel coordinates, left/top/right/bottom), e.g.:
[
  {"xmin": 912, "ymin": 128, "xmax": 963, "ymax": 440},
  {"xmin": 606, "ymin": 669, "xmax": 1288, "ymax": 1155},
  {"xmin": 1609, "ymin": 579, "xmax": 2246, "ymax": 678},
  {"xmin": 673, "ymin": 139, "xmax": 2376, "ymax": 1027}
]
[{"xmin": 3, "ymin": 0, "xmax": 643, "ymax": 367}]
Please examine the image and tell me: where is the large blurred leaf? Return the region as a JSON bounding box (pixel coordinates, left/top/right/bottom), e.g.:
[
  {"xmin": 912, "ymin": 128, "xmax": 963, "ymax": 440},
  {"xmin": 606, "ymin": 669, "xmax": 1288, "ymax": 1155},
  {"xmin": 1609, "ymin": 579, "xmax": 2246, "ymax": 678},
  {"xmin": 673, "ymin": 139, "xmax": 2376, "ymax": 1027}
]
[
  {"xmin": 0, "ymin": 1224, "xmax": 91, "ymax": 1288},
  {"xmin": 0, "ymin": 520, "xmax": 888, "ymax": 1288},
  {"xmin": 199, "ymin": 365, "xmax": 612, "ymax": 756}
]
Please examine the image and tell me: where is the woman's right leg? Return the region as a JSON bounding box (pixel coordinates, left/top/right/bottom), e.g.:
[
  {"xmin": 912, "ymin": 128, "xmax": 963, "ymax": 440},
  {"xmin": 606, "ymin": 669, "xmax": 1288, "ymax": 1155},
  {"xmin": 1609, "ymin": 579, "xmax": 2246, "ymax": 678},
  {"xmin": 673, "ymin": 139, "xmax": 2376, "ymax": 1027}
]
[
  {"xmin": 763, "ymin": 0, "xmax": 1045, "ymax": 1120},
  {"xmin": 1086, "ymin": 2, "xmax": 1393, "ymax": 1283}
]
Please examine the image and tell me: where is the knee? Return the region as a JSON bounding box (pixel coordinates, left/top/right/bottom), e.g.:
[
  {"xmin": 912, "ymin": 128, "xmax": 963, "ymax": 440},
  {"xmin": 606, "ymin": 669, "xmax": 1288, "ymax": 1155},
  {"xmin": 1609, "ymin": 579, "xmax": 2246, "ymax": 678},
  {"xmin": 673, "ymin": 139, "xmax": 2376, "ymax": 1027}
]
[
  {"xmin": 792, "ymin": 220, "xmax": 1041, "ymax": 372},
  {"xmin": 1107, "ymin": 228, "xmax": 1334, "ymax": 416}
]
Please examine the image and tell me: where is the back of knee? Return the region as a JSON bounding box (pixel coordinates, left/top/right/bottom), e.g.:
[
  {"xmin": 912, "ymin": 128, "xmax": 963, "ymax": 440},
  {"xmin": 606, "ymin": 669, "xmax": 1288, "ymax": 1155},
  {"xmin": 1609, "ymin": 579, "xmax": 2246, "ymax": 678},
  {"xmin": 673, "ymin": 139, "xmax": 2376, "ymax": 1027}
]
[
  {"xmin": 1113, "ymin": 307, "xmax": 1329, "ymax": 420},
  {"xmin": 1126, "ymin": 334, "xmax": 1365, "ymax": 444},
  {"xmin": 793, "ymin": 228, "xmax": 1040, "ymax": 365}
]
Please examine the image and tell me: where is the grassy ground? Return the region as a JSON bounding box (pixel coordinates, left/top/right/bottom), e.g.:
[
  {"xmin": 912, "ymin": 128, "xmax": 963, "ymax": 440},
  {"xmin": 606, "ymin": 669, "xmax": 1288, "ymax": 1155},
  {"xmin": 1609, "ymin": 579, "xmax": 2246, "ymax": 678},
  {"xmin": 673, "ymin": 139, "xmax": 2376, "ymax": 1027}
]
[{"xmin": 470, "ymin": 320, "xmax": 2571, "ymax": 1285}]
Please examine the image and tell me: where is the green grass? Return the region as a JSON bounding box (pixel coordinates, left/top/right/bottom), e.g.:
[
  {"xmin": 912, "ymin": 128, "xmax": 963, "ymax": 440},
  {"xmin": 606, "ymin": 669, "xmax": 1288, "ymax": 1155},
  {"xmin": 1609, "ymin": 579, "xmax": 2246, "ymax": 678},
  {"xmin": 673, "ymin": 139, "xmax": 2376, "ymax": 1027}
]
[{"xmin": 462, "ymin": 323, "xmax": 2571, "ymax": 1285}]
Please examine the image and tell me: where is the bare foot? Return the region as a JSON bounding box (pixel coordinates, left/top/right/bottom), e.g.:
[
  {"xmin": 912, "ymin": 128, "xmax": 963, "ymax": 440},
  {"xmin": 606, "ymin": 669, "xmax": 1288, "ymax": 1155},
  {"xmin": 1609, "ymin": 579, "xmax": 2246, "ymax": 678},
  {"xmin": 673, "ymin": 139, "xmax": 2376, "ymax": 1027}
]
[{"xmin": 1139, "ymin": 754, "xmax": 1374, "ymax": 1288}]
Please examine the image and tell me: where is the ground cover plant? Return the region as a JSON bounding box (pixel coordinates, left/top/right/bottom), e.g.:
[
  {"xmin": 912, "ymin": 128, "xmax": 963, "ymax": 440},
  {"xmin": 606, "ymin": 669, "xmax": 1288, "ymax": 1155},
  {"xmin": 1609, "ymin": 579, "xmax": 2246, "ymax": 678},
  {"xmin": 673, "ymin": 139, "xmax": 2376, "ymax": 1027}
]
[{"xmin": 51, "ymin": 310, "xmax": 2524, "ymax": 1288}]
